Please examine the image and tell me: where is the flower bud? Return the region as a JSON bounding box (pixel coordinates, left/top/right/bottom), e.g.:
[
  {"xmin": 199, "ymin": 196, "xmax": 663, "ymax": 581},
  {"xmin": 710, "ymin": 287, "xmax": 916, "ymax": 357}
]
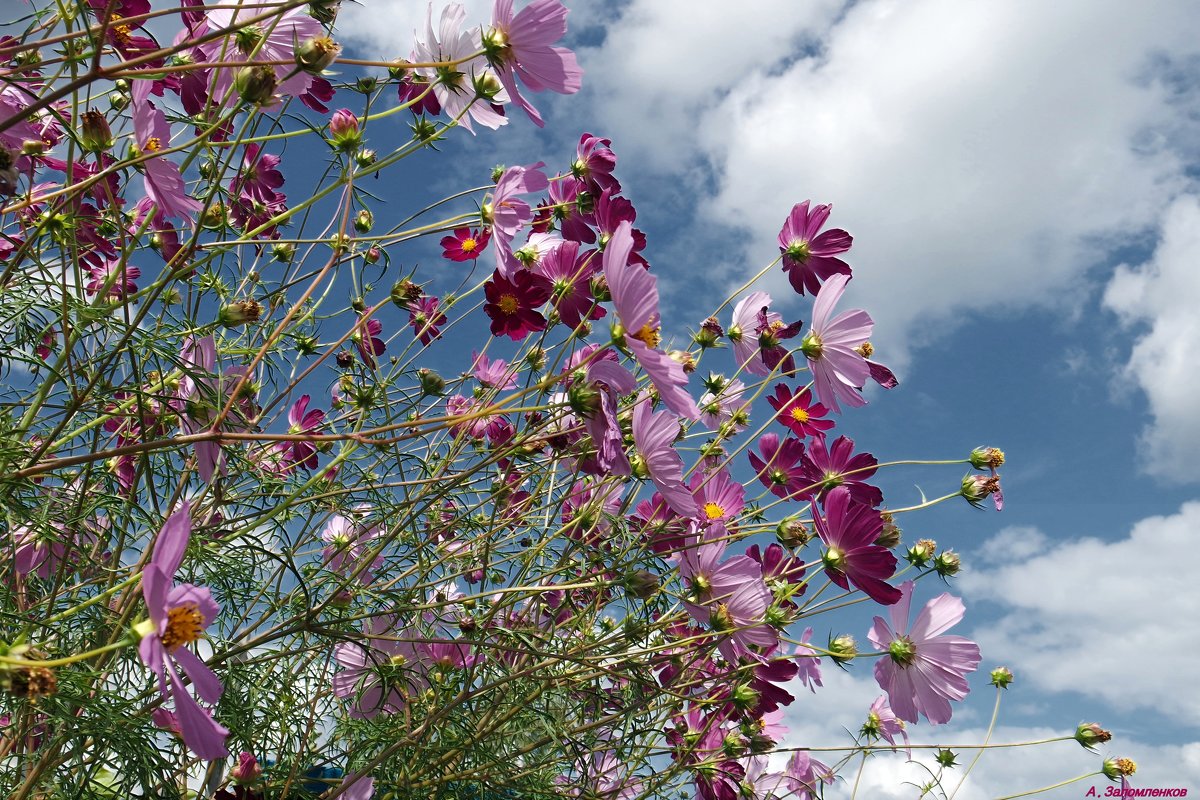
[
  {"xmin": 363, "ymin": 246, "xmax": 383, "ymax": 264},
  {"xmin": 1075, "ymin": 722, "xmax": 1112, "ymax": 751},
  {"xmin": 906, "ymin": 538, "xmax": 936, "ymax": 567},
  {"xmin": 355, "ymin": 76, "xmax": 378, "ymax": 93},
  {"xmin": 776, "ymin": 517, "xmax": 811, "ymax": 548},
  {"xmin": 108, "ymin": 91, "xmax": 128, "ymax": 111},
  {"xmin": 933, "ymin": 549, "xmax": 961, "ymax": 577},
  {"xmin": 693, "ymin": 316, "xmax": 724, "ymax": 349},
  {"xmin": 355, "ymin": 148, "xmax": 378, "ymax": 168},
  {"xmin": 567, "ymin": 382, "xmax": 601, "ymax": 419},
  {"xmin": 218, "ymin": 300, "xmax": 262, "ymax": 328},
  {"xmin": 335, "ymin": 351, "xmax": 354, "ymax": 369},
  {"xmin": 79, "ymin": 109, "xmax": 113, "ymax": 153},
  {"xmin": 827, "ymin": 633, "xmax": 857, "ymax": 665},
  {"xmin": 390, "ymin": 278, "xmax": 420, "ymax": 309},
  {"xmin": 230, "ymin": 752, "xmax": 262, "ymax": 785},
  {"xmin": 622, "ymin": 569, "xmax": 660, "ymax": 600},
  {"xmin": 935, "ymin": 748, "xmax": 959, "ymax": 768},
  {"xmin": 417, "ymin": 368, "xmax": 445, "ymax": 397},
  {"xmin": 989, "ymin": 666, "xmax": 1014, "ymax": 689},
  {"xmin": 525, "ymin": 346, "xmax": 547, "ymax": 372},
  {"xmin": 328, "ymin": 108, "xmax": 362, "ymax": 151},
  {"xmin": 272, "ymin": 242, "xmax": 296, "ymax": 263},
  {"xmin": 296, "ymin": 35, "xmax": 340, "ymax": 73},
  {"xmin": 234, "ymin": 65, "xmax": 277, "ymax": 105},
  {"xmin": 961, "ymin": 473, "xmax": 1003, "ymax": 510},
  {"xmin": 354, "ymin": 209, "xmax": 373, "ymax": 233}
]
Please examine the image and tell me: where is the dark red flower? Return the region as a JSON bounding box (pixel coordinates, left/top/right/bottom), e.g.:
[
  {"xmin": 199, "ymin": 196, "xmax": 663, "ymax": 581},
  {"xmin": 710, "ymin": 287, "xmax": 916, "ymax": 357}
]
[{"xmin": 484, "ymin": 269, "xmax": 550, "ymax": 340}]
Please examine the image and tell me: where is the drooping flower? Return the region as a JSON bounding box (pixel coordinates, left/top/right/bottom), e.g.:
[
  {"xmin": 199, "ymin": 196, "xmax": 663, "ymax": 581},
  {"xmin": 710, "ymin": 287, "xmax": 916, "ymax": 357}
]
[
  {"xmin": 765, "ymin": 383, "xmax": 833, "ymax": 440},
  {"xmin": 486, "ymin": 163, "xmax": 549, "ymax": 276},
  {"xmin": 868, "ymin": 580, "xmax": 982, "ymax": 725},
  {"xmin": 794, "ymin": 627, "xmax": 823, "ymax": 692},
  {"xmin": 484, "ymin": 0, "xmax": 583, "ymax": 127},
  {"xmin": 778, "ymin": 200, "xmax": 852, "ymax": 296},
  {"xmin": 862, "ymin": 695, "xmax": 910, "ymax": 756},
  {"xmin": 728, "ymin": 292, "xmax": 773, "ymax": 377},
  {"xmin": 572, "ymin": 132, "xmax": 619, "ymax": 195},
  {"xmin": 812, "ymin": 486, "xmax": 900, "ymax": 605},
  {"xmin": 631, "ymin": 395, "xmax": 697, "ymax": 518},
  {"xmin": 605, "ymin": 221, "xmax": 699, "ymax": 420},
  {"xmin": 131, "ymin": 81, "xmax": 201, "ymax": 221},
  {"xmin": 801, "ymin": 273, "xmax": 872, "ymax": 413},
  {"xmin": 784, "ymin": 751, "xmax": 834, "ymax": 800},
  {"xmin": 135, "ymin": 504, "xmax": 229, "ymax": 759},
  {"xmin": 755, "ymin": 307, "xmax": 804, "ymax": 376},
  {"xmin": 408, "ymin": 295, "xmax": 447, "ymax": 345},
  {"xmin": 352, "ymin": 316, "xmax": 386, "ymax": 368},
  {"xmin": 441, "ymin": 227, "xmax": 490, "ymax": 262}
]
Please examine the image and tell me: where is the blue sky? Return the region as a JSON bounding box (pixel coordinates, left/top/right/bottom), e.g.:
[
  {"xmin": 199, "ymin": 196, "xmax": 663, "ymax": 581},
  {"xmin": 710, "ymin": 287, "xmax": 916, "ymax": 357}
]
[{"xmin": 338, "ymin": 0, "xmax": 1200, "ymax": 794}]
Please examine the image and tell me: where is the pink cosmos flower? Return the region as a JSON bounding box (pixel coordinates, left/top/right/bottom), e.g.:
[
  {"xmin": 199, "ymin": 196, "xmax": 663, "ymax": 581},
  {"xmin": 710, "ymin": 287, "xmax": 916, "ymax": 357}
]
[
  {"xmin": 131, "ymin": 81, "xmax": 200, "ymax": 221},
  {"xmin": 203, "ymin": 5, "xmax": 323, "ymax": 106},
  {"xmin": 441, "ymin": 227, "xmax": 490, "ymax": 262},
  {"xmin": 678, "ymin": 528, "xmax": 776, "ymax": 659},
  {"xmin": 177, "ymin": 336, "xmax": 257, "ymax": 484},
  {"xmin": 778, "ymin": 200, "xmax": 853, "ymax": 296},
  {"xmin": 85, "ymin": 259, "xmax": 140, "ymax": 299},
  {"xmin": 471, "ymin": 351, "xmax": 517, "ymax": 389},
  {"xmin": 333, "ymin": 616, "xmax": 427, "ymax": 719},
  {"xmin": 322, "ymin": 513, "xmax": 383, "ymax": 584},
  {"xmin": 577, "ymin": 356, "xmax": 634, "ymax": 477},
  {"xmin": 766, "ymin": 383, "xmax": 833, "ymax": 440},
  {"xmin": 136, "ymin": 504, "xmax": 229, "ymax": 759},
  {"xmin": 485, "ymin": 0, "xmax": 583, "ymax": 127},
  {"xmin": 277, "ymin": 394, "xmax": 324, "ymax": 471},
  {"xmin": 572, "ymin": 132, "xmax": 619, "ymax": 195},
  {"xmin": 690, "ymin": 469, "xmax": 744, "ymax": 529},
  {"xmin": 536, "ymin": 240, "xmax": 604, "ymax": 329},
  {"xmin": 698, "ymin": 379, "xmax": 746, "ymax": 432},
  {"xmin": 408, "ymin": 295, "xmax": 447, "ymax": 345},
  {"xmin": 632, "ymin": 395, "xmax": 697, "ymax": 518},
  {"xmin": 605, "ymin": 221, "xmax": 699, "ymax": 420},
  {"xmin": 13, "ymin": 523, "xmax": 73, "ymax": 579},
  {"xmin": 488, "ymin": 163, "xmax": 550, "ymax": 276},
  {"xmin": 794, "ymin": 627, "xmax": 823, "ymax": 692},
  {"xmin": 864, "ymin": 695, "xmax": 910, "ymax": 756},
  {"xmin": 869, "ymin": 580, "xmax": 982, "ymax": 725},
  {"xmin": 802, "ymin": 273, "xmax": 872, "ymax": 413},
  {"xmin": 784, "ymin": 751, "xmax": 834, "ymax": 800},
  {"xmin": 352, "ymin": 316, "xmax": 386, "ymax": 368},
  {"xmin": 728, "ymin": 292, "xmax": 774, "ymax": 377},
  {"xmin": 812, "ymin": 486, "xmax": 900, "ymax": 605},
  {"xmin": 412, "ymin": 3, "xmax": 509, "ymax": 134}
]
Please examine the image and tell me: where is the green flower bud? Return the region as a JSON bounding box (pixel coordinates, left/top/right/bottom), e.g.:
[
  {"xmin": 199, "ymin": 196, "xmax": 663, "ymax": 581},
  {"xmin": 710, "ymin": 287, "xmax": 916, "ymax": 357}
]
[
  {"xmin": 79, "ymin": 109, "xmax": 113, "ymax": 153},
  {"xmin": 1075, "ymin": 722, "xmax": 1112, "ymax": 751},
  {"xmin": 296, "ymin": 35, "xmax": 340, "ymax": 73},
  {"xmin": 989, "ymin": 666, "xmax": 1014, "ymax": 689},
  {"xmin": 234, "ymin": 65, "xmax": 277, "ymax": 105},
  {"xmin": 217, "ymin": 300, "xmax": 262, "ymax": 328}
]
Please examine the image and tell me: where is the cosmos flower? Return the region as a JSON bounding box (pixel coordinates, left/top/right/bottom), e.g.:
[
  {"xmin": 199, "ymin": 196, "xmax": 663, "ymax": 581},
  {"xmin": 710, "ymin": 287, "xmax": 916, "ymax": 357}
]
[
  {"xmin": 812, "ymin": 486, "xmax": 900, "ymax": 605},
  {"xmin": 868, "ymin": 580, "xmax": 982, "ymax": 725},
  {"xmin": 135, "ymin": 504, "xmax": 229, "ymax": 759},
  {"xmin": 799, "ymin": 434, "xmax": 883, "ymax": 507},
  {"xmin": 765, "ymin": 383, "xmax": 833, "ymax": 440},
  {"xmin": 632, "ymin": 394, "xmax": 697, "ymax": 518},
  {"xmin": 801, "ymin": 273, "xmax": 872, "ymax": 413},
  {"xmin": 487, "ymin": 163, "xmax": 549, "ymax": 276},
  {"xmin": 778, "ymin": 200, "xmax": 852, "ymax": 296},
  {"xmin": 333, "ymin": 616, "xmax": 427, "ymax": 720},
  {"xmin": 131, "ymin": 81, "xmax": 200, "ymax": 221},
  {"xmin": 748, "ymin": 433, "xmax": 807, "ymax": 500},
  {"xmin": 441, "ymin": 227, "xmax": 491, "ymax": 261},
  {"xmin": 484, "ymin": 0, "xmax": 583, "ymax": 127},
  {"xmin": 484, "ymin": 268, "xmax": 551, "ymax": 340},
  {"xmin": 605, "ymin": 221, "xmax": 699, "ymax": 420},
  {"xmin": 411, "ymin": 2, "xmax": 509, "ymax": 133}
]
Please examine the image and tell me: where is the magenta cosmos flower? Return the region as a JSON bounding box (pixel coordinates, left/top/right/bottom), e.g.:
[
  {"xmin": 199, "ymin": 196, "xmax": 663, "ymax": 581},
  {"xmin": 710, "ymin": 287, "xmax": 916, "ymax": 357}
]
[
  {"xmin": 766, "ymin": 383, "xmax": 833, "ymax": 440},
  {"xmin": 799, "ymin": 434, "xmax": 883, "ymax": 507},
  {"xmin": 485, "ymin": 0, "xmax": 583, "ymax": 127},
  {"xmin": 441, "ymin": 227, "xmax": 490, "ymax": 262},
  {"xmin": 484, "ymin": 268, "xmax": 551, "ymax": 340},
  {"xmin": 801, "ymin": 273, "xmax": 872, "ymax": 414},
  {"xmin": 812, "ymin": 486, "xmax": 900, "ymax": 605},
  {"xmin": 632, "ymin": 395, "xmax": 697, "ymax": 518},
  {"xmin": 778, "ymin": 200, "xmax": 852, "ymax": 296},
  {"xmin": 748, "ymin": 433, "xmax": 806, "ymax": 500},
  {"xmin": 605, "ymin": 221, "xmax": 699, "ymax": 420},
  {"xmin": 131, "ymin": 81, "xmax": 201, "ymax": 221},
  {"xmin": 869, "ymin": 580, "xmax": 982, "ymax": 725},
  {"xmin": 135, "ymin": 504, "xmax": 229, "ymax": 759},
  {"xmin": 277, "ymin": 394, "xmax": 324, "ymax": 470}
]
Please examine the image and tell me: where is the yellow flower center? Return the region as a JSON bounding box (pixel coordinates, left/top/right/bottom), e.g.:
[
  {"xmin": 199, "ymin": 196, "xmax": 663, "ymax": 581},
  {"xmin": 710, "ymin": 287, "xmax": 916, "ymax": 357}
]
[
  {"xmin": 143, "ymin": 136, "xmax": 162, "ymax": 153},
  {"xmin": 161, "ymin": 604, "xmax": 204, "ymax": 651},
  {"xmin": 498, "ymin": 293, "xmax": 519, "ymax": 315},
  {"xmin": 703, "ymin": 502, "xmax": 726, "ymax": 520},
  {"xmin": 630, "ymin": 323, "xmax": 661, "ymax": 349},
  {"xmin": 790, "ymin": 407, "xmax": 810, "ymax": 423},
  {"xmin": 461, "ymin": 237, "xmax": 477, "ymax": 253},
  {"xmin": 112, "ymin": 23, "xmax": 132, "ymax": 45}
]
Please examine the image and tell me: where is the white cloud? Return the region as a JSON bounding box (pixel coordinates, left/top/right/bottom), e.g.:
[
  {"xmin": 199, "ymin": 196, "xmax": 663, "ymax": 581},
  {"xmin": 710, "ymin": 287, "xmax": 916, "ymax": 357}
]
[
  {"xmin": 777, "ymin": 669, "xmax": 1200, "ymax": 797},
  {"xmin": 1103, "ymin": 194, "xmax": 1200, "ymax": 483},
  {"xmin": 580, "ymin": 0, "xmax": 1198, "ymax": 367},
  {"xmin": 960, "ymin": 502, "xmax": 1200, "ymax": 723}
]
